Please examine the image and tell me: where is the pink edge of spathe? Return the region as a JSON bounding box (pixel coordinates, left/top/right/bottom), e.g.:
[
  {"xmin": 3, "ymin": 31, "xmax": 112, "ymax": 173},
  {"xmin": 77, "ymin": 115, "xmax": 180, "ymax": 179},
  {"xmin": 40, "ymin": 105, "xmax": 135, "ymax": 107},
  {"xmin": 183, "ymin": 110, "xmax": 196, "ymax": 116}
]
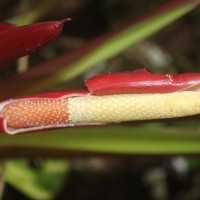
[
  {"xmin": 0, "ymin": 90, "xmax": 105, "ymax": 135},
  {"xmin": 85, "ymin": 69, "xmax": 200, "ymax": 95}
]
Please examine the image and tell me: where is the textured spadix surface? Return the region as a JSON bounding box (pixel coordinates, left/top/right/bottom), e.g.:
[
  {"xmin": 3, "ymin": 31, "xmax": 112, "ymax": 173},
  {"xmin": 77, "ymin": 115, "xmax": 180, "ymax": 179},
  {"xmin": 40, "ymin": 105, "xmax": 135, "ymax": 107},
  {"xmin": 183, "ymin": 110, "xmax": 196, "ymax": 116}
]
[
  {"xmin": 2, "ymin": 99, "xmax": 68, "ymax": 128},
  {"xmin": 68, "ymin": 91, "xmax": 200, "ymax": 123},
  {"xmin": 2, "ymin": 91, "xmax": 200, "ymax": 130}
]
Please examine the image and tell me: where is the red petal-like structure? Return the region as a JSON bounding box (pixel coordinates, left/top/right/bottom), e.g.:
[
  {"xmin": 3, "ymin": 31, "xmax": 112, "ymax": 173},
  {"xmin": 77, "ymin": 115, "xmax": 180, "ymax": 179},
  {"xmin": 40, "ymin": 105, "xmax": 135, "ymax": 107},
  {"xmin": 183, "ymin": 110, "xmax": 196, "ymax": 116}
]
[
  {"xmin": 86, "ymin": 69, "xmax": 200, "ymax": 95},
  {"xmin": 0, "ymin": 22, "xmax": 17, "ymax": 32},
  {"xmin": 0, "ymin": 19, "xmax": 69, "ymax": 65}
]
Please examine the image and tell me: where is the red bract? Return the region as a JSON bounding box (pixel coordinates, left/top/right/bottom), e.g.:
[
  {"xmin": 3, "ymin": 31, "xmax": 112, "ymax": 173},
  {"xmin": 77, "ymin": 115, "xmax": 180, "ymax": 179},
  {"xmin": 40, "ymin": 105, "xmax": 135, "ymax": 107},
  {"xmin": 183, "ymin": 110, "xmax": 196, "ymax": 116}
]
[
  {"xmin": 0, "ymin": 19, "xmax": 70, "ymax": 65},
  {"xmin": 1, "ymin": 69, "xmax": 200, "ymax": 135},
  {"xmin": 0, "ymin": 22, "xmax": 17, "ymax": 32},
  {"xmin": 86, "ymin": 69, "xmax": 200, "ymax": 95}
]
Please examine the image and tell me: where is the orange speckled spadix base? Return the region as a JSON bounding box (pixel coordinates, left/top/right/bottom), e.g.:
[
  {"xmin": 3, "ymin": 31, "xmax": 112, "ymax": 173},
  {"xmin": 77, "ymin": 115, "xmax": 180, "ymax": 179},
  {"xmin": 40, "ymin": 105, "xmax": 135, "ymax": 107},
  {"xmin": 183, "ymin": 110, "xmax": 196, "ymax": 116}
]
[{"xmin": 1, "ymin": 98, "xmax": 68, "ymax": 128}]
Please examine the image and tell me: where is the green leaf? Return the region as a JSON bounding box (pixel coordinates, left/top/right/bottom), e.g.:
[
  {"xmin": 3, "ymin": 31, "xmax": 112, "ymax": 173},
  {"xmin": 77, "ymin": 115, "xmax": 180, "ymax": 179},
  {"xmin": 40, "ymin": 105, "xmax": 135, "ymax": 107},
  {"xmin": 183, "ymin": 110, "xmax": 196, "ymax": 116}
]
[
  {"xmin": 1, "ymin": 125, "xmax": 200, "ymax": 155},
  {"xmin": 38, "ymin": 1, "xmax": 198, "ymax": 90},
  {"xmin": 5, "ymin": 159, "xmax": 70, "ymax": 199}
]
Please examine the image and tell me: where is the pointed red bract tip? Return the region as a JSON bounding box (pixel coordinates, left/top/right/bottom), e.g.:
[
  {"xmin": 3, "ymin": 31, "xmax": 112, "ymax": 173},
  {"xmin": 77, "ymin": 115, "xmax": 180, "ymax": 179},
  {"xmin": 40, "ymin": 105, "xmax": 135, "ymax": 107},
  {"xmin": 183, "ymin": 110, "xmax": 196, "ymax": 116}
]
[
  {"xmin": 62, "ymin": 18, "xmax": 71, "ymax": 22},
  {"xmin": 0, "ymin": 20, "xmax": 67, "ymax": 65}
]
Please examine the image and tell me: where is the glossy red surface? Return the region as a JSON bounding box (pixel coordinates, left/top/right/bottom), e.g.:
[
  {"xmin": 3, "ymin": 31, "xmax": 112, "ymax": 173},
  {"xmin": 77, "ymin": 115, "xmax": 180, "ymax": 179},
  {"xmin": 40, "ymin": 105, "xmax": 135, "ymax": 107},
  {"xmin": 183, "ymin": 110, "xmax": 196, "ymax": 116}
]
[
  {"xmin": 0, "ymin": 20, "xmax": 65, "ymax": 64},
  {"xmin": 86, "ymin": 69, "xmax": 200, "ymax": 95},
  {"xmin": 0, "ymin": 22, "xmax": 17, "ymax": 32}
]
